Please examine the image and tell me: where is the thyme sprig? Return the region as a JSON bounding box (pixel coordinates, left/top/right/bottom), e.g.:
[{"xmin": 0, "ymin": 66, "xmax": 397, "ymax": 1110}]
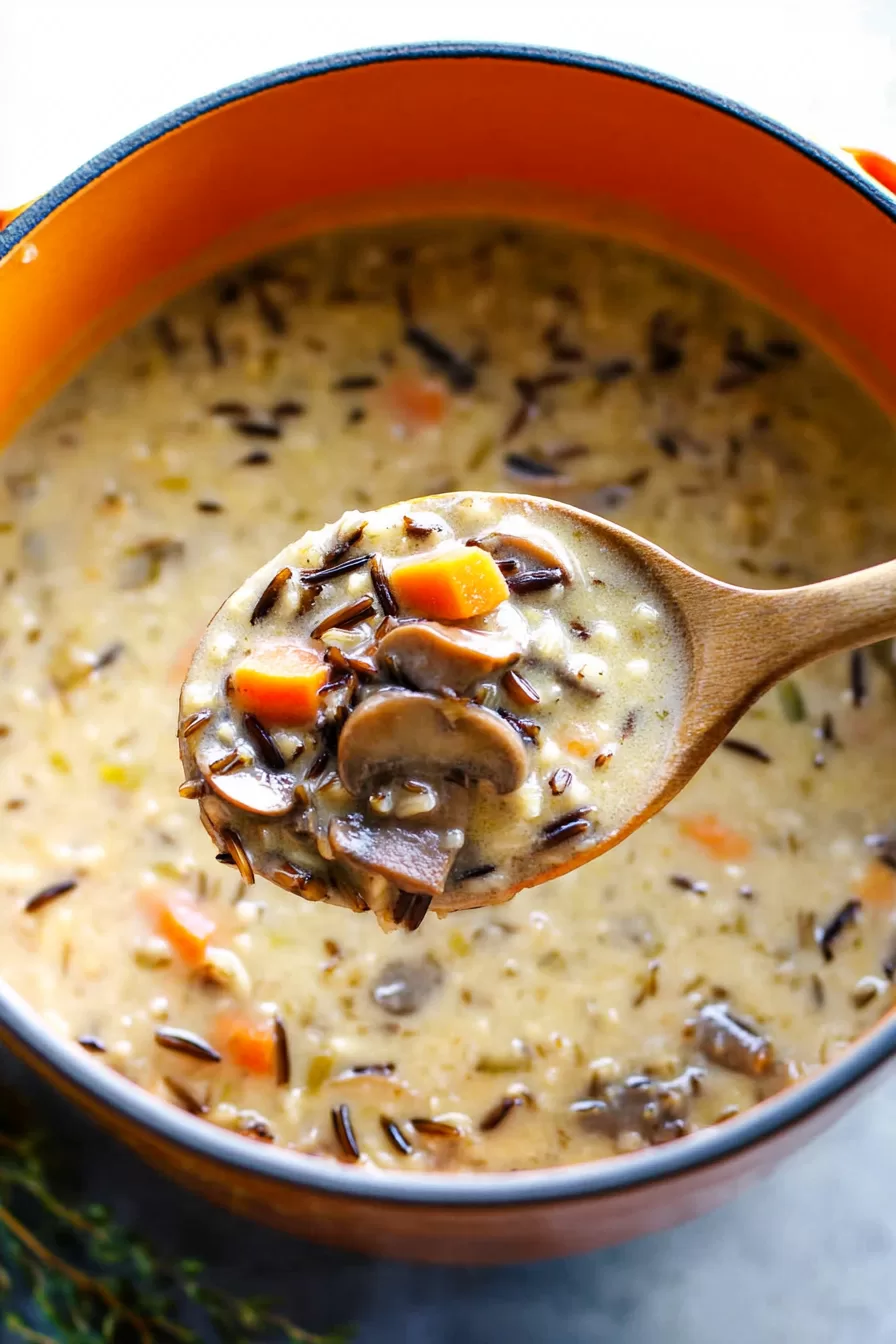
[{"xmin": 0, "ymin": 1091, "xmax": 349, "ymax": 1343}]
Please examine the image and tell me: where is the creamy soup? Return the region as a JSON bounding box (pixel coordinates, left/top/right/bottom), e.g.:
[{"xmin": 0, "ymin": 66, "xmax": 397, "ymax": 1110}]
[
  {"xmin": 179, "ymin": 492, "xmax": 687, "ymax": 924},
  {"xmin": 2, "ymin": 222, "xmax": 896, "ymax": 1171}
]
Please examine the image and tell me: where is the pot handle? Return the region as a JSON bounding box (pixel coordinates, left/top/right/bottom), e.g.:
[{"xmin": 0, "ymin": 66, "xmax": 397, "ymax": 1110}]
[
  {"xmin": 0, "ymin": 202, "xmax": 31, "ymax": 232},
  {"xmin": 843, "ymin": 148, "xmax": 896, "ymax": 196}
]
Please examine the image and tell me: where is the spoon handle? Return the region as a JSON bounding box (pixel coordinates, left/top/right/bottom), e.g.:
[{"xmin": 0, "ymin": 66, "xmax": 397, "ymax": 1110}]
[
  {"xmin": 672, "ymin": 557, "xmax": 896, "ymax": 759},
  {"xmin": 748, "ymin": 557, "xmax": 896, "ymax": 679}
]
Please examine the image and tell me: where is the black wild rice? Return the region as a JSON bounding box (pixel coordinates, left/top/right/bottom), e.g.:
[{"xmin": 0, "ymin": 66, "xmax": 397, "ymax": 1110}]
[
  {"xmin": 496, "ymin": 706, "xmax": 540, "ymax": 743},
  {"xmin": 632, "ymin": 959, "xmax": 661, "ymax": 1007},
  {"xmin": 764, "ymin": 337, "xmax": 801, "ymax": 360},
  {"xmin": 25, "ymin": 878, "xmax": 78, "ymax": 914},
  {"xmin": 77, "ymin": 1035, "xmax": 106, "ymax": 1053},
  {"xmin": 244, "ymin": 714, "xmax": 286, "ymax": 771},
  {"xmin": 370, "ymin": 554, "xmax": 398, "ymax": 616},
  {"xmin": 595, "ymin": 357, "xmax": 635, "ymax": 383},
  {"xmin": 239, "ymin": 450, "xmax": 273, "ymax": 467},
  {"xmin": 480, "ymin": 1095, "xmax": 523, "ymax": 1132},
  {"xmin": 182, "ymin": 709, "xmax": 213, "ymax": 737},
  {"xmin": 196, "ymin": 499, "xmax": 224, "ymax": 513},
  {"xmin": 215, "ymin": 852, "xmax": 236, "ymax": 866},
  {"xmin": 221, "ymin": 828, "xmax": 254, "ymax": 885},
  {"xmin": 332, "ymin": 374, "xmax": 380, "ymax": 391},
  {"xmin": 504, "ymin": 452, "xmax": 564, "ymax": 479},
  {"xmin": 647, "ymin": 311, "xmax": 685, "ymax": 374},
  {"xmin": 548, "ymin": 767, "xmax": 572, "ymax": 796},
  {"xmin": 817, "ymin": 898, "xmax": 862, "ymax": 962},
  {"xmin": 300, "ymin": 552, "xmax": 371, "ymax": 585},
  {"xmin": 669, "ymin": 874, "xmax": 709, "ymax": 894},
  {"xmin": 210, "ymin": 400, "xmax": 250, "ymax": 416},
  {"xmin": 453, "ymin": 864, "xmax": 497, "ymax": 884},
  {"xmin": 543, "ymin": 324, "xmax": 584, "ymax": 362},
  {"xmin": 253, "ymin": 283, "xmax": 287, "ymax": 336},
  {"xmin": 331, "ymin": 1103, "xmax": 361, "ymax": 1161},
  {"xmin": 410, "ymin": 1118, "xmax": 461, "ymax": 1138},
  {"xmin": 404, "ymin": 324, "xmax": 476, "ymax": 391},
  {"xmin": 203, "ymin": 322, "xmax": 224, "ymax": 368},
  {"xmin": 380, "ymin": 1115, "xmax": 414, "ymax": 1155},
  {"xmin": 154, "ymin": 1027, "xmax": 221, "ymax": 1063},
  {"xmin": 272, "ymin": 399, "xmax": 305, "ymax": 418},
  {"xmin": 164, "ymin": 1076, "xmax": 208, "ymax": 1116},
  {"xmin": 273, "ymin": 1015, "xmax": 291, "ymax": 1087},
  {"xmin": 323, "ymin": 523, "xmax": 368, "ymax": 567},
  {"xmin": 722, "ymin": 738, "xmax": 772, "ymax": 763},
  {"xmin": 502, "ymin": 669, "xmax": 540, "ymax": 707},
  {"xmin": 208, "ymin": 750, "xmax": 242, "ymax": 776},
  {"xmin": 233, "ymin": 419, "xmax": 282, "ymax": 440},
  {"xmin": 305, "ymin": 746, "xmax": 330, "ymax": 782},
  {"xmin": 347, "ymin": 407, "xmax": 367, "ymax": 425},
  {"xmin": 217, "ymin": 278, "xmax": 242, "ymax": 305},
  {"xmin": 251, "ymin": 566, "xmax": 292, "ymax": 624},
  {"xmin": 310, "ymin": 595, "xmax": 375, "ymax": 640},
  {"xmin": 153, "ymin": 316, "xmax": 181, "ymax": 357},
  {"xmin": 850, "ymin": 648, "xmax": 868, "ymax": 707},
  {"xmin": 809, "ymin": 973, "xmax": 826, "ymax": 1009},
  {"xmin": 177, "ymin": 777, "xmax": 206, "ymax": 800},
  {"xmin": 506, "ymin": 566, "xmax": 564, "ymax": 593},
  {"xmin": 656, "ymin": 433, "xmax": 680, "ymax": 459},
  {"xmin": 393, "ymin": 891, "xmax": 431, "ymax": 932},
  {"xmin": 341, "ymin": 1063, "xmax": 396, "ymax": 1077},
  {"xmin": 540, "ymin": 807, "xmax": 593, "ymax": 849}
]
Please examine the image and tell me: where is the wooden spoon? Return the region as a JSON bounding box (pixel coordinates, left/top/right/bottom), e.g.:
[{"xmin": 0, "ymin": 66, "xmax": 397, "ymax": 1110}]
[{"xmin": 541, "ymin": 503, "xmax": 896, "ymax": 874}]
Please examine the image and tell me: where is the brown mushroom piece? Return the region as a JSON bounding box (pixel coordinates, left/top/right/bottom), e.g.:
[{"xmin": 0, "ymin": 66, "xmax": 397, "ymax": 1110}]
[
  {"xmin": 204, "ymin": 765, "xmax": 297, "ymax": 817},
  {"xmin": 376, "ymin": 621, "xmax": 522, "ymax": 695},
  {"xmin": 337, "ymin": 688, "xmax": 529, "ymax": 797},
  {"xmin": 329, "ymin": 815, "xmax": 456, "ymax": 897},
  {"xmin": 475, "ymin": 526, "xmax": 575, "ymax": 582}
]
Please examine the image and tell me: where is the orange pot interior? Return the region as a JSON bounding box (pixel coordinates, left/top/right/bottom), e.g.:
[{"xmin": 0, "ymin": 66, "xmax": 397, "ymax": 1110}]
[{"xmin": 0, "ymin": 53, "xmax": 895, "ymax": 446}]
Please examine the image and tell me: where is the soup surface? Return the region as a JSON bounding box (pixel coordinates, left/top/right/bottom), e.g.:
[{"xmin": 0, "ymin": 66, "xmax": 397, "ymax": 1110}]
[
  {"xmin": 2, "ymin": 222, "xmax": 896, "ymax": 1171},
  {"xmin": 180, "ymin": 491, "xmax": 687, "ymax": 922}
]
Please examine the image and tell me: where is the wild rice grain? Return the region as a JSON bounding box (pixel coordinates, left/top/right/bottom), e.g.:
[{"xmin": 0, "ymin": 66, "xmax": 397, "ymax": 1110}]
[
  {"xmin": 502, "ymin": 669, "xmax": 540, "ymax": 707},
  {"xmin": 221, "ymin": 828, "xmax": 255, "ymax": 885},
  {"xmin": 164, "ymin": 1075, "xmax": 209, "ymax": 1115},
  {"xmin": 300, "ymin": 553, "xmax": 371, "ymax": 585},
  {"xmin": 273, "ymin": 1015, "xmax": 291, "ymax": 1087},
  {"xmin": 243, "ymin": 714, "xmax": 286, "ymax": 771},
  {"xmin": 25, "ymin": 878, "xmax": 78, "ymax": 914},
  {"xmin": 380, "ymin": 1115, "xmax": 414, "ymax": 1155},
  {"xmin": 310, "ymin": 596, "xmax": 375, "ymax": 640},
  {"xmin": 182, "ymin": 709, "xmax": 213, "ymax": 737},
  {"xmin": 250, "ymin": 566, "xmax": 292, "ymax": 624},
  {"xmin": 370, "ymin": 555, "xmax": 398, "ymax": 617},
  {"xmin": 154, "ymin": 1027, "xmax": 222, "ymax": 1063},
  {"xmin": 480, "ymin": 1095, "xmax": 523, "ymax": 1132},
  {"xmin": 331, "ymin": 1103, "xmax": 361, "ymax": 1161},
  {"xmin": 548, "ymin": 767, "xmax": 573, "ymax": 796},
  {"xmin": 722, "ymin": 738, "xmax": 772, "ymax": 764}
]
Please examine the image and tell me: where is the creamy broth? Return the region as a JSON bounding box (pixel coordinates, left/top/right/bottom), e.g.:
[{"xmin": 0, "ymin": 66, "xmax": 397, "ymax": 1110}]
[
  {"xmin": 1, "ymin": 222, "xmax": 895, "ymax": 1171},
  {"xmin": 180, "ymin": 492, "xmax": 687, "ymax": 922}
]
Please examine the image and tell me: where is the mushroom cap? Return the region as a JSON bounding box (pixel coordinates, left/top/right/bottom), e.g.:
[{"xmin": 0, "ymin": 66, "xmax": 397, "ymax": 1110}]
[
  {"xmin": 330, "ymin": 815, "xmax": 455, "ymax": 896},
  {"xmin": 205, "ymin": 765, "xmax": 297, "ymax": 817},
  {"xmin": 376, "ymin": 621, "xmax": 521, "ymax": 695},
  {"xmin": 475, "ymin": 523, "xmax": 575, "ymax": 582},
  {"xmin": 337, "ymin": 688, "xmax": 528, "ymax": 796}
]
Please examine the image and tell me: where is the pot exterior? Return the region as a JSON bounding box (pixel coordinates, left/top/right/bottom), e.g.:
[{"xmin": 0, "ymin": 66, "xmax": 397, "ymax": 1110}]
[{"xmin": 1, "ymin": 46, "xmax": 895, "ymax": 1263}]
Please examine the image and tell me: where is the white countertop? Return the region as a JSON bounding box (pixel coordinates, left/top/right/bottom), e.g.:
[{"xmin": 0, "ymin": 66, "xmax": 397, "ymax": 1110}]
[{"xmin": 1, "ymin": 0, "xmax": 895, "ymax": 207}]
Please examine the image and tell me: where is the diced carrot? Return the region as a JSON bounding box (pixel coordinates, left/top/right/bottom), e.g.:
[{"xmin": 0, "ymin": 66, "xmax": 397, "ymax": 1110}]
[
  {"xmin": 148, "ymin": 890, "xmax": 216, "ymax": 967},
  {"xmin": 845, "ymin": 148, "xmax": 896, "ymax": 196},
  {"xmin": 390, "ymin": 545, "xmax": 509, "ymax": 620},
  {"xmin": 854, "ymin": 861, "xmax": 896, "ymax": 907},
  {"xmin": 219, "ymin": 1016, "xmax": 277, "ymax": 1075},
  {"xmin": 231, "ymin": 643, "xmax": 328, "ymax": 727},
  {"xmin": 384, "ymin": 373, "xmax": 449, "ymax": 432},
  {"xmin": 566, "ymin": 736, "xmax": 600, "ymax": 759},
  {"xmin": 679, "ymin": 813, "xmax": 752, "ymax": 862}
]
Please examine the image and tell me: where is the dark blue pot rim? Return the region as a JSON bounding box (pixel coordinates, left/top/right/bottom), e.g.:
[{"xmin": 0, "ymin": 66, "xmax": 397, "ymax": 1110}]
[{"xmin": 1, "ymin": 42, "xmax": 894, "ymax": 1210}]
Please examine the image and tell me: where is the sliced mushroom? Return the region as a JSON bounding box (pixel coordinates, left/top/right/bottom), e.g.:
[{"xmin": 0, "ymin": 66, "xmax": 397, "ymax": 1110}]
[
  {"xmin": 204, "ymin": 765, "xmax": 297, "ymax": 817},
  {"xmin": 377, "ymin": 621, "xmax": 521, "ymax": 695},
  {"xmin": 337, "ymin": 689, "xmax": 528, "ymax": 796},
  {"xmin": 330, "ymin": 814, "xmax": 455, "ymax": 896},
  {"xmin": 475, "ymin": 523, "xmax": 575, "ymax": 582}
]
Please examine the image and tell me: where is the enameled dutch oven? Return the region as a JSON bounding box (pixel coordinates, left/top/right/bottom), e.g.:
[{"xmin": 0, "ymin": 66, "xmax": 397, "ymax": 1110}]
[{"xmin": 1, "ymin": 44, "xmax": 896, "ymax": 1265}]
